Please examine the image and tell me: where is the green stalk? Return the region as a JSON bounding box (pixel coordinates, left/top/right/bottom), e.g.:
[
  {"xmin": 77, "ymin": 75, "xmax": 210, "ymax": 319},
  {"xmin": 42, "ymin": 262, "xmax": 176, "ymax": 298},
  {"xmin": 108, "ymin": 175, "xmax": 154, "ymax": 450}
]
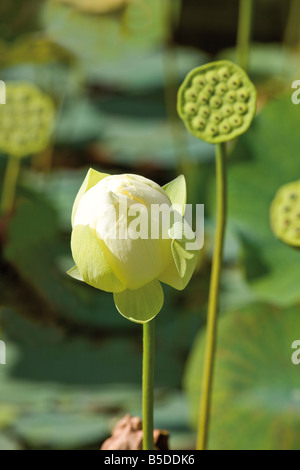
[
  {"xmin": 143, "ymin": 319, "xmax": 155, "ymax": 450},
  {"xmin": 284, "ymin": 0, "xmax": 300, "ymax": 49},
  {"xmin": 162, "ymin": 0, "xmax": 193, "ymax": 177},
  {"xmin": 237, "ymin": 0, "xmax": 254, "ymax": 71},
  {"xmin": 1, "ymin": 155, "xmax": 21, "ymax": 214},
  {"xmin": 197, "ymin": 143, "xmax": 227, "ymax": 450}
]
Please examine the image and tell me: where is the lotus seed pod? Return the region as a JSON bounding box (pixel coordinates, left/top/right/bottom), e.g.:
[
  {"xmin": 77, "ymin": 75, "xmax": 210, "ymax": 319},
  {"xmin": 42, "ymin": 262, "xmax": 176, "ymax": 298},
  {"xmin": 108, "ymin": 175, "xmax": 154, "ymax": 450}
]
[
  {"xmin": 0, "ymin": 82, "xmax": 55, "ymax": 158},
  {"xmin": 177, "ymin": 60, "xmax": 257, "ymax": 144},
  {"xmin": 270, "ymin": 181, "xmax": 300, "ymax": 248}
]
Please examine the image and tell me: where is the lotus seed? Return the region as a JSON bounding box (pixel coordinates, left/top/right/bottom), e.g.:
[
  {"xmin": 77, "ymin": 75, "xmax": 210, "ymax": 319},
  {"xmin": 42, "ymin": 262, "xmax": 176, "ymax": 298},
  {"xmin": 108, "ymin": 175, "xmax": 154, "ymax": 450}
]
[
  {"xmin": 237, "ymin": 87, "xmax": 250, "ymax": 101},
  {"xmin": 222, "ymin": 105, "xmax": 233, "ymax": 117},
  {"xmin": 207, "ymin": 125, "xmax": 218, "ymax": 136},
  {"xmin": 228, "ymin": 74, "xmax": 241, "ymax": 90},
  {"xmin": 225, "ymin": 91, "xmax": 236, "ymax": 104},
  {"xmin": 206, "ymin": 71, "xmax": 219, "ymax": 85},
  {"xmin": 219, "ymin": 120, "xmax": 232, "ymax": 134},
  {"xmin": 229, "ymin": 114, "xmax": 243, "ymax": 128},
  {"xmin": 234, "ymin": 103, "xmax": 248, "ymax": 115},
  {"xmin": 199, "ymin": 106, "xmax": 210, "ymax": 118},
  {"xmin": 210, "ymin": 112, "xmax": 222, "ymax": 124},
  {"xmin": 192, "ymin": 74, "xmax": 206, "ymax": 89},
  {"xmin": 198, "ymin": 93, "xmax": 210, "ymax": 105},
  {"xmin": 203, "ymin": 85, "xmax": 215, "ymax": 96},
  {"xmin": 210, "ymin": 96, "xmax": 222, "ymax": 109},
  {"xmin": 185, "ymin": 88, "xmax": 198, "ymax": 102},
  {"xmin": 184, "ymin": 103, "xmax": 197, "ymax": 115},
  {"xmin": 218, "ymin": 66, "xmax": 230, "ymax": 81},
  {"xmin": 215, "ymin": 83, "xmax": 228, "ymax": 96},
  {"xmin": 192, "ymin": 116, "xmax": 206, "ymax": 130}
]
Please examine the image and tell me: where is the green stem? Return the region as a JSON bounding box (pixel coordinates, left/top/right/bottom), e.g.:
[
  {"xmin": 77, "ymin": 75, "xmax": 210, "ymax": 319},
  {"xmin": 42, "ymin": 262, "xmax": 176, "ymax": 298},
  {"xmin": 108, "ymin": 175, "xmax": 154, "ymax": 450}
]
[
  {"xmin": 162, "ymin": 0, "xmax": 193, "ymax": 177},
  {"xmin": 284, "ymin": 0, "xmax": 300, "ymax": 49},
  {"xmin": 1, "ymin": 155, "xmax": 21, "ymax": 214},
  {"xmin": 143, "ymin": 319, "xmax": 155, "ymax": 450},
  {"xmin": 237, "ymin": 0, "xmax": 254, "ymax": 71},
  {"xmin": 197, "ymin": 143, "xmax": 227, "ymax": 450}
]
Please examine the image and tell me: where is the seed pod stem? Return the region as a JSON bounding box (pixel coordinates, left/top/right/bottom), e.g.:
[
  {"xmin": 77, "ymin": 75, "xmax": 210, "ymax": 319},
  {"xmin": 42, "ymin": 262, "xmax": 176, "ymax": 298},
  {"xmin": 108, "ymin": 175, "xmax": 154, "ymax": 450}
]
[
  {"xmin": 197, "ymin": 142, "xmax": 227, "ymax": 450},
  {"xmin": 1, "ymin": 154, "xmax": 20, "ymax": 215},
  {"xmin": 237, "ymin": 0, "xmax": 254, "ymax": 71}
]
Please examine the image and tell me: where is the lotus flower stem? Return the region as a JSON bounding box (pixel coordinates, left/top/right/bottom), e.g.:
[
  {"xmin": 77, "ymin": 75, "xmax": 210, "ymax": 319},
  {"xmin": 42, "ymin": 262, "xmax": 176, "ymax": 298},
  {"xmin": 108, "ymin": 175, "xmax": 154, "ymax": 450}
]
[
  {"xmin": 1, "ymin": 155, "xmax": 20, "ymax": 214},
  {"xmin": 143, "ymin": 319, "xmax": 155, "ymax": 450},
  {"xmin": 237, "ymin": 0, "xmax": 254, "ymax": 71},
  {"xmin": 197, "ymin": 142, "xmax": 227, "ymax": 450}
]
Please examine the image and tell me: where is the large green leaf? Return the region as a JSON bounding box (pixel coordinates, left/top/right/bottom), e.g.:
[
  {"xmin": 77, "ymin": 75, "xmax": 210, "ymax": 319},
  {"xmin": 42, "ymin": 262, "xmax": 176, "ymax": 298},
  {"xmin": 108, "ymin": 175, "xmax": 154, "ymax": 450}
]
[
  {"xmin": 185, "ymin": 303, "xmax": 300, "ymax": 450},
  {"xmin": 226, "ymin": 94, "xmax": 300, "ymax": 305},
  {"xmin": 90, "ymin": 47, "xmax": 209, "ymax": 91}
]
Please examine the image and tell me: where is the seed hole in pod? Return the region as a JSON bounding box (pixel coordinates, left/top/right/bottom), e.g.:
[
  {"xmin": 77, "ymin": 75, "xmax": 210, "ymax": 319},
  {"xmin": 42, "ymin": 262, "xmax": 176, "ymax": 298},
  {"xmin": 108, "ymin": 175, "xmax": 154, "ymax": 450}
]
[
  {"xmin": 225, "ymin": 91, "xmax": 236, "ymax": 104},
  {"xmin": 211, "ymin": 112, "xmax": 222, "ymax": 124},
  {"xmin": 199, "ymin": 106, "xmax": 210, "ymax": 118},
  {"xmin": 234, "ymin": 103, "xmax": 248, "ymax": 115},
  {"xmin": 218, "ymin": 66, "xmax": 230, "ymax": 81},
  {"xmin": 237, "ymin": 87, "xmax": 250, "ymax": 101},
  {"xmin": 206, "ymin": 71, "xmax": 219, "ymax": 85},
  {"xmin": 185, "ymin": 88, "xmax": 198, "ymax": 102},
  {"xmin": 219, "ymin": 120, "xmax": 232, "ymax": 134},
  {"xmin": 229, "ymin": 114, "xmax": 243, "ymax": 128},
  {"xmin": 284, "ymin": 206, "xmax": 291, "ymax": 212},
  {"xmin": 284, "ymin": 219, "xmax": 291, "ymax": 226},
  {"xmin": 210, "ymin": 96, "xmax": 222, "ymax": 109},
  {"xmin": 192, "ymin": 74, "xmax": 206, "ymax": 89},
  {"xmin": 221, "ymin": 104, "xmax": 233, "ymax": 117},
  {"xmin": 184, "ymin": 103, "xmax": 198, "ymax": 116},
  {"xmin": 207, "ymin": 125, "xmax": 218, "ymax": 137},
  {"xmin": 290, "ymin": 193, "xmax": 297, "ymax": 200},
  {"xmin": 215, "ymin": 83, "xmax": 228, "ymax": 96},
  {"xmin": 228, "ymin": 74, "xmax": 241, "ymax": 90},
  {"xmin": 192, "ymin": 116, "xmax": 206, "ymax": 130}
]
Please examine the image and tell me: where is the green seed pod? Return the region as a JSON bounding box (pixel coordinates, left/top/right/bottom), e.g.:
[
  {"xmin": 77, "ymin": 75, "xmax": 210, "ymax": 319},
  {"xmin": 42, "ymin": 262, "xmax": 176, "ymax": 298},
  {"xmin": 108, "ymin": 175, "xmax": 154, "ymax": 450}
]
[
  {"xmin": 0, "ymin": 82, "xmax": 55, "ymax": 158},
  {"xmin": 177, "ymin": 60, "xmax": 257, "ymax": 144},
  {"xmin": 270, "ymin": 181, "xmax": 300, "ymax": 248}
]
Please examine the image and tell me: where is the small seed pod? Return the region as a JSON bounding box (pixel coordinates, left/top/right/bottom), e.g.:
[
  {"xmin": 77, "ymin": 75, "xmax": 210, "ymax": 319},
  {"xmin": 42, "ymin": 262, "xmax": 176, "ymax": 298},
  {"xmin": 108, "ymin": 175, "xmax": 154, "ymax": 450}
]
[
  {"xmin": 177, "ymin": 60, "xmax": 257, "ymax": 144},
  {"xmin": 270, "ymin": 181, "xmax": 300, "ymax": 247},
  {"xmin": 0, "ymin": 82, "xmax": 55, "ymax": 158}
]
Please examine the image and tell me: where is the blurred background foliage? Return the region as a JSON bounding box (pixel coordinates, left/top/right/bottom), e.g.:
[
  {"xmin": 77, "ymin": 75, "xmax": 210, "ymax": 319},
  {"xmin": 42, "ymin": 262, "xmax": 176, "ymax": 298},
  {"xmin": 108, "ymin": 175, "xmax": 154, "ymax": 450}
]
[{"xmin": 0, "ymin": 0, "xmax": 300, "ymax": 450}]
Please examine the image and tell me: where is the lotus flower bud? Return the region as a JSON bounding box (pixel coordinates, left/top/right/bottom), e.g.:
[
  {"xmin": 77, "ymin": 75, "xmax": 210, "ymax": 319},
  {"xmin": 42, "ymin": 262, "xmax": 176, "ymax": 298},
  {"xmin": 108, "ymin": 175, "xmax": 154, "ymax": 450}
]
[{"xmin": 68, "ymin": 170, "xmax": 199, "ymax": 323}]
